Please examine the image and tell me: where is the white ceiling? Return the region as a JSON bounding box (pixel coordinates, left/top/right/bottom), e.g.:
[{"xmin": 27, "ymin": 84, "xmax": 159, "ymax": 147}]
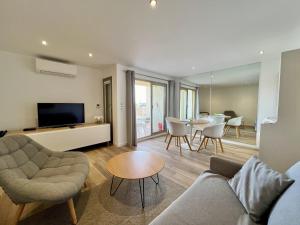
[
  {"xmin": 0, "ymin": 0, "xmax": 300, "ymax": 76},
  {"xmin": 183, "ymin": 63, "xmax": 261, "ymax": 86}
]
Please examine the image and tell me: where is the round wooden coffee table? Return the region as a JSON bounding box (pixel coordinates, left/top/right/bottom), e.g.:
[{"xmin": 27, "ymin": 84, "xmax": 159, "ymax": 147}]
[{"xmin": 107, "ymin": 151, "xmax": 165, "ymax": 208}]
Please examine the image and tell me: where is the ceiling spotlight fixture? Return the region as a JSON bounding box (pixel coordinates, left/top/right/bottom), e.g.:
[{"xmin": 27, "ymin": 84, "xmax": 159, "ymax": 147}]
[
  {"xmin": 259, "ymin": 50, "xmax": 264, "ymax": 55},
  {"xmin": 88, "ymin": 53, "xmax": 93, "ymax": 58},
  {"xmin": 41, "ymin": 40, "xmax": 48, "ymax": 46},
  {"xmin": 150, "ymin": 0, "xmax": 157, "ymax": 8}
]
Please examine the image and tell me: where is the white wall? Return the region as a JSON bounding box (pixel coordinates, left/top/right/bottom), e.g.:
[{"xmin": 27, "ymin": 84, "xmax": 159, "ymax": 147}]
[
  {"xmin": 98, "ymin": 64, "xmax": 118, "ymax": 145},
  {"xmin": 257, "ymin": 57, "xmax": 281, "ymax": 131},
  {"xmin": 115, "ymin": 64, "xmax": 128, "ymax": 147},
  {"xmin": 260, "ymin": 49, "xmax": 300, "ymax": 172},
  {"xmin": 256, "ymin": 57, "xmax": 281, "ymax": 147},
  {"xmin": 0, "ymin": 50, "xmax": 103, "ymax": 130},
  {"xmin": 200, "ymin": 84, "xmax": 259, "ymax": 126}
]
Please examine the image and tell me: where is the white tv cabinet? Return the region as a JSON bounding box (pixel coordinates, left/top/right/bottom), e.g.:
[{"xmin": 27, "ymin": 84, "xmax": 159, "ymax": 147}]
[{"xmin": 11, "ymin": 123, "xmax": 110, "ymax": 152}]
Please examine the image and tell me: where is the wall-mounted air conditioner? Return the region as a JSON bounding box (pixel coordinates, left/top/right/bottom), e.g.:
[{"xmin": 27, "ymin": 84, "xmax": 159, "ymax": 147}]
[{"xmin": 35, "ymin": 58, "xmax": 77, "ymax": 77}]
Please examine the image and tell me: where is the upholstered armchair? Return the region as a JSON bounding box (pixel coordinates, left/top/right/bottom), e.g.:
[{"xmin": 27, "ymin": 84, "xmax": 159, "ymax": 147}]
[
  {"xmin": 0, "ymin": 135, "xmax": 89, "ymax": 225},
  {"xmin": 225, "ymin": 116, "xmax": 243, "ymax": 138}
]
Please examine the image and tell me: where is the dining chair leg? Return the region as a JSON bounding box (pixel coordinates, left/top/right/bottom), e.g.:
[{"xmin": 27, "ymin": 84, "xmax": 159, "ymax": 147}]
[
  {"xmin": 178, "ymin": 136, "xmax": 182, "ymax": 155},
  {"xmin": 67, "ymin": 198, "xmax": 78, "ymax": 225},
  {"xmin": 214, "ymin": 139, "xmax": 218, "ymax": 155},
  {"xmin": 192, "ymin": 130, "xmax": 198, "ymax": 141},
  {"xmin": 12, "ymin": 204, "xmax": 25, "ymax": 225},
  {"xmin": 185, "ymin": 135, "xmax": 193, "ymax": 151},
  {"xmin": 205, "ymin": 138, "xmax": 209, "ymax": 148},
  {"xmin": 199, "ymin": 131, "xmax": 203, "ymax": 143},
  {"xmin": 164, "ymin": 131, "xmax": 169, "ymax": 143},
  {"xmin": 197, "ymin": 137, "xmax": 206, "ymax": 152},
  {"xmin": 210, "ymin": 138, "xmax": 214, "ymax": 144},
  {"xmin": 166, "ymin": 135, "xmax": 173, "ymax": 150},
  {"xmin": 182, "ymin": 136, "xmax": 186, "ymax": 143},
  {"xmin": 218, "ymin": 138, "xmax": 224, "ymax": 153}
]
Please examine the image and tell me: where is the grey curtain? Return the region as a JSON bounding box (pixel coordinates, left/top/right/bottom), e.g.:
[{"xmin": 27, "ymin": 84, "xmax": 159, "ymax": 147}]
[
  {"xmin": 174, "ymin": 80, "xmax": 181, "ymax": 118},
  {"xmin": 168, "ymin": 80, "xmax": 176, "ymax": 117},
  {"xmin": 196, "ymin": 87, "xmax": 200, "ymax": 118},
  {"xmin": 126, "ymin": 70, "xmax": 137, "ymax": 146}
]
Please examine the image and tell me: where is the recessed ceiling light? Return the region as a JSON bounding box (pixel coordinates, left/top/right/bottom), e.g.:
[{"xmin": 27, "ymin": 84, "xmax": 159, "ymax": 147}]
[
  {"xmin": 88, "ymin": 53, "xmax": 93, "ymax": 58},
  {"xmin": 259, "ymin": 50, "xmax": 264, "ymax": 55},
  {"xmin": 192, "ymin": 66, "xmax": 196, "ymax": 70},
  {"xmin": 41, "ymin": 40, "xmax": 48, "ymax": 46},
  {"xmin": 150, "ymin": 0, "xmax": 157, "ymax": 8}
]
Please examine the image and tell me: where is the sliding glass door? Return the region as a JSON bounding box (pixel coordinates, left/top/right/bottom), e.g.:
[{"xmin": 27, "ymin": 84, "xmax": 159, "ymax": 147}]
[
  {"xmin": 180, "ymin": 88, "xmax": 196, "ymax": 120},
  {"xmin": 135, "ymin": 80, "xmax": 151, "ymax": 138},
  {"xmin": 135, "ymin": 80, "xmax": 166, "ymax": 139},
  {"xmin": 152, "ymin": 84, "xmax": 166, "ymax": 133}
]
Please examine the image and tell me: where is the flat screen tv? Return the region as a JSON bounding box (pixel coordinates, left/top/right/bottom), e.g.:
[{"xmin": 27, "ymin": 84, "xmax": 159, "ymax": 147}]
[{"xmin": 38, "ymin": 103, "xmax": 85, "ymax": 127}]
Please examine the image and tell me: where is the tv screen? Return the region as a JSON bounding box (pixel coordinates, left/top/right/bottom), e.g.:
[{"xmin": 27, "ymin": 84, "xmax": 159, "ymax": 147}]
[{"xmin": 38, "ymin": 103, "xmax": 85, "ymax": 127}]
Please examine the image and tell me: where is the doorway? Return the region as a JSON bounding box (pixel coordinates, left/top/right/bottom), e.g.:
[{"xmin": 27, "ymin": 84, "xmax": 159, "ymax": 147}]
[
  {"xmin": 103, "ymin": 77, "xmax": 113, "ymax": 143},
  {"xmin": 135, "ymin": 80, "xmax": 167, "ymax": 139}
]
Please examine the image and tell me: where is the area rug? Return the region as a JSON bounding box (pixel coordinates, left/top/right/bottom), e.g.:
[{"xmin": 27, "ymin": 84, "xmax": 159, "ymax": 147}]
[{"xmin": 20, "ymin": 176, "xmax": 186, "ymax": 225}]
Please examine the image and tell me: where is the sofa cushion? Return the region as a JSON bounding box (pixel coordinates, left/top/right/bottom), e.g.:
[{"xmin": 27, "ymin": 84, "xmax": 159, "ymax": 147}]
[
  {"xmin": 229, "ymin": 156, "xmax": 293, "ymax": 222},
  {"xmin": 149, "ymin": 172, "xmax": 256, "ymax": 225},
  {"xmin": 267, "ymin": 162, "xmax": 300, "ymax": 225}
]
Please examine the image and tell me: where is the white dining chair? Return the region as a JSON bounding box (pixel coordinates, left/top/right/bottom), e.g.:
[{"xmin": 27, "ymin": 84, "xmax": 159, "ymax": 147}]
[
  {"xmin": 164, "ymin": 117, "xmax": 181, "ymax": 142},
  {"xmin": 197, "ymin": 123, "xmax": 226, "ymax": 154},
  {"xmin": 166, "ymin": 120, "xmax": 192, "ymax": 155},
  {"xmin": 225, "ymin": 116, "xmax": 243, "ymax": 138},
  {"xmin": 212, "ymin": 115, "xmax": 225, "ymax": 124}
]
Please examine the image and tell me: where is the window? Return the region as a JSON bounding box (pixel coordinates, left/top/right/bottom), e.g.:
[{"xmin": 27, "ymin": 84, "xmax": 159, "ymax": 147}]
[
  {"xmin": 180, "ymin": 88, "xmax": 196, "ymax": 120},
  {"xmin": 135, "ymin": 80, "xmax": 167, "ymax": 139}
]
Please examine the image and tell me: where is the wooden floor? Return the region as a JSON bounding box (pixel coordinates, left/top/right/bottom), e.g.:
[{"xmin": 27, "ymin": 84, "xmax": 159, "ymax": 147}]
[
  {"xmin": 223, "ymin": 126, "xmax": 257, "ymax": 145},
  {"xmin": 0, "ymin": 136, "xmax": 257, "ymax": 225}
]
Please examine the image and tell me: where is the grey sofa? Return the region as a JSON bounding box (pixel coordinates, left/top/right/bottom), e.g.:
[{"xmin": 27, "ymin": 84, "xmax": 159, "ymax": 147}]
[
  {"xmin": 150, "ymin": 157, "xmax": 300, "ymax": 225},
  {"xmin": 0, "ymin": 135, "xmax": 89, "ymax": 225}
]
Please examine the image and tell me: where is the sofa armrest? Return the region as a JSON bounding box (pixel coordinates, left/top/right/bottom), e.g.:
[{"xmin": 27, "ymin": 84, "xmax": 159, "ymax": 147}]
[{"xmin": 209, "ymin": 157, "xmax": 243, "ymax": 179}]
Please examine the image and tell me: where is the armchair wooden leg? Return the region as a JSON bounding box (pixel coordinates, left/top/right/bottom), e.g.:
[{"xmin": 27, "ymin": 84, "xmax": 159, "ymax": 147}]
[
  {"xmin": 12, "ymin": 204, "xmax": 25, "ymax": 225},
  {"xmin": 166, "ymin": 135, "xmax": 173, "ymax": 150},
  {"xmin": 218, "ymin": 138, "xmax": 224, "ymax": 153},
  {"xmin": 84, "ymin": 180, "xmax": 88, "ymax": 188},
  {"xmin": 235, "ymin": 127, "xmax": 240, "ymax": 138},
  {"xmin": 67, "ymin": 198, "xmax": 78, "ymax": 225}
]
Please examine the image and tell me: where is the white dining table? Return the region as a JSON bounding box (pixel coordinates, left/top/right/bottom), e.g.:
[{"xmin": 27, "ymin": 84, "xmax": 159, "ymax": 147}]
[{"xmin": 181, "ymin": 120, "xmax": 213, "ymax": 151}]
